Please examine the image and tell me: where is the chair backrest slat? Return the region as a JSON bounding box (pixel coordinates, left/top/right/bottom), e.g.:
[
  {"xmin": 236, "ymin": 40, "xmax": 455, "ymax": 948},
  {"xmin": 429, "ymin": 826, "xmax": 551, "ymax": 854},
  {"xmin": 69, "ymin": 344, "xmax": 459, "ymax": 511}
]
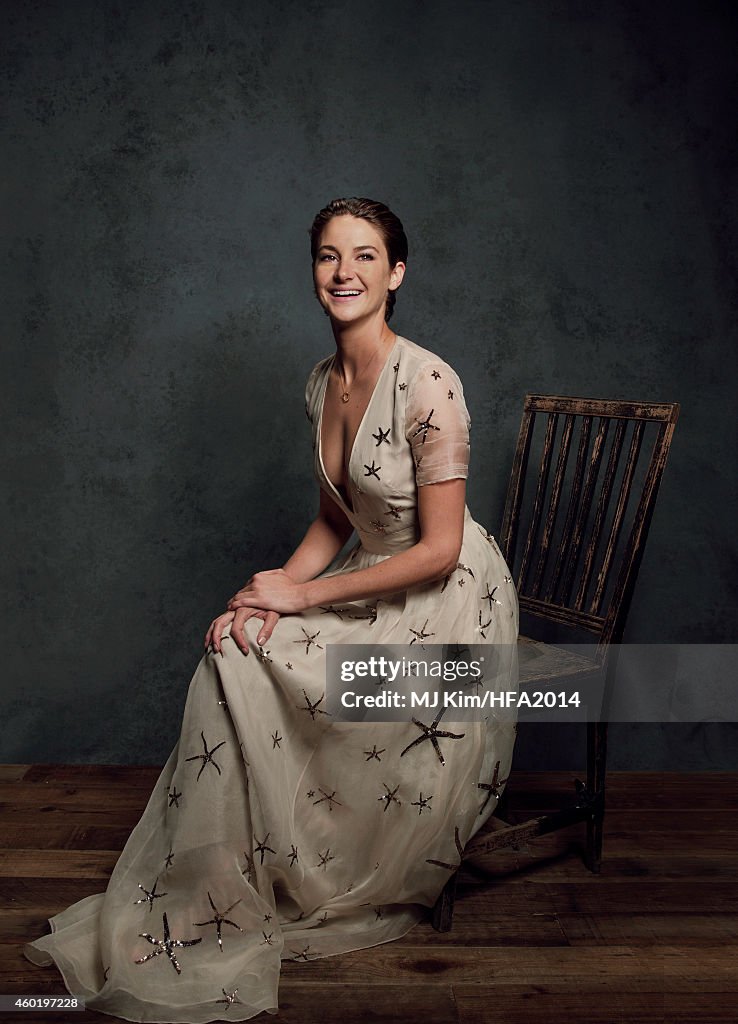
[{"xmin": 501, "ymin": 394, "xmax": 679, "ymax": 646}]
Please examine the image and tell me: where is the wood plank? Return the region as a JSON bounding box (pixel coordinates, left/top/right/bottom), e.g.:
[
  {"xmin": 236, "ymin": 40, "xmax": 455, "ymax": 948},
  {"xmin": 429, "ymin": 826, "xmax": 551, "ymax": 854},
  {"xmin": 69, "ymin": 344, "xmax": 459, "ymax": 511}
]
[
  {"xmin": 0, "ymin": 852, "xmax": 117, "ymax": 880},
  {"xmin": 557, "ymin": 912, "xmax": 738, "ymax": 946}
]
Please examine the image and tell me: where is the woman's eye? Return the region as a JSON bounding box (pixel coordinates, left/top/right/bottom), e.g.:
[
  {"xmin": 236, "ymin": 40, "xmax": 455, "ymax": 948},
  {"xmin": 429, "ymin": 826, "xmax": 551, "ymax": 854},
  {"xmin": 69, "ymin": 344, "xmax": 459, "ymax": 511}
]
[
  {"xmin": 319, "ymin": 254, "xmax": 336, "ymax": 262},
  {"xmin": 357, "ymin": 253, "xmax": 374, "ymax": 261}
]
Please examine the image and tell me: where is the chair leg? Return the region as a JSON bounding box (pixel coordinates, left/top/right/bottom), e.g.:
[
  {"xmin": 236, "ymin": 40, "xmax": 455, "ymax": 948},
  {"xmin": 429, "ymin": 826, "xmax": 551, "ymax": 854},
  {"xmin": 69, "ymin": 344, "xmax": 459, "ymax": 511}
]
[
  {"xmin": 431, "ymin": 871, "xmax": 458, "ymax": 932},
  {"xmin": 586, "ymin": 720, "xmax": 608, "ymax": 874}
]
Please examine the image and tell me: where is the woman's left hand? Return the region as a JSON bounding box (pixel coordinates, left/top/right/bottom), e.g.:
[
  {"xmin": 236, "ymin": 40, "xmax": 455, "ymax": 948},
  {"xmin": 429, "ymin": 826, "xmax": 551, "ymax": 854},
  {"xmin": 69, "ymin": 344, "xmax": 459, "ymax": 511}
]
[{"xmin": 227, "ymin": 569, "xmax": 311, "ymax": 615}]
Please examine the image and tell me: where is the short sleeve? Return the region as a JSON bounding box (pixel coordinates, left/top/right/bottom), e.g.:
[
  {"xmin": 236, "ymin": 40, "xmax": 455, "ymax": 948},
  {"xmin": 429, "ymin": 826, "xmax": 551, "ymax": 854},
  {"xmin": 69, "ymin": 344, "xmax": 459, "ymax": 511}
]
[
  {"xmin": 304, "ymin": 359, "xmax": 328, "ymax": 424},
  {"xmin": 404, "ymin": 360, "xmax": 472, "ymax": 486}
]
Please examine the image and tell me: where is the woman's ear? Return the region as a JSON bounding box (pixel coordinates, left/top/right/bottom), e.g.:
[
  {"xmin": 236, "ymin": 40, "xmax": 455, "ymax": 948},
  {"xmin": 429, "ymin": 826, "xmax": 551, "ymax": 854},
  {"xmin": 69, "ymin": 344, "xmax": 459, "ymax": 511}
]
[{"xmin": 389, "ymin": 261, "xmax": 406, "ymax": 292}]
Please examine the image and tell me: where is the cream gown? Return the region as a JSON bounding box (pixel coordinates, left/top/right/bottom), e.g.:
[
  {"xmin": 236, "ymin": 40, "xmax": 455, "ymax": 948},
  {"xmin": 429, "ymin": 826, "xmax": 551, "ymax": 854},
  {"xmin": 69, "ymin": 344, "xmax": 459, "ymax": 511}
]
[{"xmin": 23, "ymin": 334, "xmax": 519, "ymax": 1022}]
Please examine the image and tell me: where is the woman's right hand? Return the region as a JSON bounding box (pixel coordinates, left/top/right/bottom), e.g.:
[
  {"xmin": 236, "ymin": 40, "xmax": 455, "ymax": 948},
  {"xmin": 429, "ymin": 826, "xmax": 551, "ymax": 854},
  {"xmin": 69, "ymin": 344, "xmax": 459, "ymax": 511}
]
[{"xmin": 204, "ymin": 607, "xmax": 281, "ymax": 657}]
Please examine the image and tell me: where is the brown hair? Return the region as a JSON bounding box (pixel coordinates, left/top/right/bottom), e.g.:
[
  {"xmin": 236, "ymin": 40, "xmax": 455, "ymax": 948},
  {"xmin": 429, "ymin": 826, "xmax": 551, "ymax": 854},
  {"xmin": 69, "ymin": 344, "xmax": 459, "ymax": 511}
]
[{"xmin": 309, "ymin": 197, "xmax": 408, "ymax": 322}]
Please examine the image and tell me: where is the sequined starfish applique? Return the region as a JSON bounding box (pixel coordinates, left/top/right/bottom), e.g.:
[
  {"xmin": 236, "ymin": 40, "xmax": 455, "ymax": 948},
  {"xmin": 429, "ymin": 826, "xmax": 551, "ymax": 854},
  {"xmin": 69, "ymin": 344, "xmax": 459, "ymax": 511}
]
[
  {"xmin": 426, "ymin": 826, "xmax": 464, "ymax": 871},
  {"xmin": 370, "ymin": 519, "xmax": 387, "ymax": 533},
  {"xmin": 504, "ymin": 574, "xmax": 512, "ymax": 584},
  {"xmin": 255, "ymin": 646, "xmax": 273, "ymax": 664},
  {"xmin": 297, "ymin": 689, "xmax": 331, "ymax": 720},
  {"xmin": 363, "ymin": 460, "xmax": 381, "ymax": 480},
  {"xmin": 482, "ymin": 584, "xmax": 502, "ymax": 611},
  {"xmin": 134, "ymin": 877, "xmax": 168, "ymax": 912},
  {"xmin": 272, "ymin": 730, "xmax": 282, "ymax": 749},
  {"xmin": 164, "ymin": 847, "xmax": 174, "ymax": 870},
  {"xmin": 378, "ymin": 782, "xmax": 402, "ymax": 812},
  {"xmin": 374, "ymin": 905, "xmax": 385, "ymax": 919},
  {"xmin": 168, "ymin": 786, "xmax": 181, "ymax": 808},
  {"xmin": 411, "ymin": 792, "xmax": 433, "ymax": 815},
  {"xmin": 293, "ymin": 627, "xmax": 324, "ymax": 654},
  {"xmin": 286, "ymin": 661, "xmax": 294, "ymax": 669},
  {"xmin": 412, "ymin": 409, "xmax": 441, "ymax": 444},
  {"xmin": 477, "ymin": 524, "xmax": 494, "ymax": 543},
  {"xmin": 313, "ymin": 788, "xmax": 342, "ymax": 811},
  {"xmin": 398, "ymin": 381, "xmax": 407, "ymax": 391},
  {"xmin": 319, "ymin": 604, "xmax": 347, "ymax": 619},
  {"xmin": 431, "ymin": 369, "xmax": 442, "ymax": 380},
  {"xmin": 261, "ymin": 931, "xmax": 274, "ymax": 945},
  {"xmin": 316, "ymin": 849, "xmax": 335, "ymax": 870},
  {"xmin": 400, "ymin": 708, "xmax": 466, "ymax": 767},
  {"xmin": 409, "ymin": 619, "xmax": 435, "ymax": 648},
  {"xmin": 478, "ymin": 609, "xmax": 492, "ymax": 639},
  {"xmin": 372, "ymin": 426, "xmax": 390, "ymax": 445},
  {"xmin": 216, "ymin": 988, "xmax": 244, "ymax": 1010},
  {"xmin": 478, "ymin": 760, "xmax": 510, "ymax": 815},
  {"xmin": 393, "ymin": 361, "xmax": 399, "ymax": 372},
  {"xmin": 441, "ymin": 563, "xmax": 475, "ymax": 592},
  {"xmin": 291, "ymin": 945, "xmax": 311, "ymax": 961},
  {"xmin": 384, "ymin": 504, "xmax": 402, "ymax": 520},
  {"xmin": 254, "ymin": 833, "xmax": 276, "ymax": 864},
  {"xmin": 240, "ymin": 852, "xmax": 254, "ymax": 882},
  {"xmin": 364, "ymin": 745, "xmax": 385, "ymax": 761},
  {"xmin": 134, "ymin": 912, "xmax": 202, "ymax": 974},
  {"xmin": 264, "ymin": 913, "xmax": 272, "ymax": 923},
  {"xmin": 185, "ymin": 731, "xmax": 226, "ymax": 781},
  {"xmin": 289, "ymin": 844, "xmax": 299, "ymax": 866},
  {"xmin": 193, "ymin": 892, "xmax": 243, "ymax": 952},
  {"xmin": 447, "ymin": 389, "xmax": 454, "ymax": 400},
  {"xmin": 348, "ymin": 604, "xmax": 378, "ymax": 623}
]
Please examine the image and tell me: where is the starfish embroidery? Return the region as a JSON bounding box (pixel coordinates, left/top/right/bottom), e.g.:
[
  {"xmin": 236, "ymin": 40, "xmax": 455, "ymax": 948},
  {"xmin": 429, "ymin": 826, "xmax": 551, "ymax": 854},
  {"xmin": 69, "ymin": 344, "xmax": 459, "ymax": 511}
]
[
  {"xmin": 261, "ymin": 931, "xmax": 274, "ymax": 945},
  {"xmin": 185, "ymin": 731, "xmax": 226, "ymax": 781},
  {"xmin": 384, "ymin": 504, "xmax": 402, "ymax": 519},
  {"xmin": 477, "ymin": 524, "xmax": 494, "ymax": 543},
  {"xmin": 316, "ymin": 849, "xmax": 335, "ymax": 870},
  {"xmin": 285, "ymin": 661, "xmax": 294, "ymax": 669},
  {"xmin": 164, "ymin": 847, "xmax": 174, "ymax": 869},
  {"xmin": 398, "ymin": 381, "xmax": 407, "ymax": 390},
  {"xmin": 134, "ymin": 877, "xmax": 168, "ymax": 912},
  {"xmin": 441, "ymin": 563, "xmax": 475, "ymax": 592},
  {"xmin": 431, "ymin": 370, "xmax": 441, "ymax": 380},
  {"xmin": 412, "ymin": 409, "xmax": 441, "ymax": 444},
  {"xmin": 264, "ymin": 913, "xmax": 272, "ymax": 923},
  {"xmin": 297, "ymin": 689, "xmax": 331, "ymax": 719},
  {"xmin": 393, "ymin": 361, "xmax": 399, "ymax": 372},
  {"xmin": 378, "ymin": 782, "xmax": 402, "ymax": 812},
  {"xmin": 426, "ymin": 826, "xmax": 464, "ymax": 871},
  {"xmin": 447, "ymin": 389, "xmax": 454, "ymax": 399},
  {"xmin": 134, "ymin": 912, "xmax": 202, "ymax": 974},
  {"xmin": 482, "ymin": 584, "xmax": 502, "ymax": 611},
  {"xmin": 504, "ymin": 574, "xmax": 513, "ymax": 584},
  {"xmin": 372, "ymin": 426, "xmax": 390, "ymax": 445},
  {"xmin": 363, "ymin": 460, "xmax": 381, "ymax": 479},
  {"xmin": 348, "ymin": 604, "xmax": 378, "ymax": 623},
  {"xmin": 478, "ymin": 760, "xmax": 510, "ymax": 815},
  {"xmin": 254, "ymin": 833, "xmax": 276, "ymax": 864},
  {"xmin": 193, "ymin": 891, "xmax": 243, "ymax": 952},
  {"xmin": 374, "ymin": 905, "xmax": 385, "ymax": 919},
  {"xmin": 240, "ymin": 852, "xmax": 253, "ymax": 882},
  {"xmin": 364, "ymin": 745, "xmax": 385, "ymax": 761},
  {"xmin": 272, "ymin": 730, "xmax": 282, "ymax": 749},
  {"xmin": 216, "ymin": 988, "xmax": 244, "ymax": 1010},
  {"xmin": 313, "ymin": 788, "xmax": 342, "ymax": 811},
  {"xmin": 255, "ymin": 646, "xmax": 273, "ymax": 663},
  {"xmin": 370, "ymin": 519, "xmax": 387, "ymax": 533},
  {"xmin": 478, "ymin": 609, "xmax": 492, "ymax": 639},
  {"xmin": 289, "ymin": 844, "xmax": 299, "ymax": 866},
  {"xmin": 293, "ymin": 626, "xmax": 324, "ymax": 654},
  {"xmin": 319, "ymin": 604, "xmax": 347, "ymax": 619},
  {"xmin": 167, "ymin": 786, "xmax": 181, "ymax": 808},
  {"xmin": 291, "ymin": 945, "xmax": 311, "ymax": 961},
  {"xmin": 400, "ymin": 708, "xmax": 466, "ymax": 767},
  {"xmin": 411, "ymin": 792, "xmax": 433, "ymax": 815},
  {"xmin": 409, "ymin": 618, "xmax": 435, "ymax": 648}
]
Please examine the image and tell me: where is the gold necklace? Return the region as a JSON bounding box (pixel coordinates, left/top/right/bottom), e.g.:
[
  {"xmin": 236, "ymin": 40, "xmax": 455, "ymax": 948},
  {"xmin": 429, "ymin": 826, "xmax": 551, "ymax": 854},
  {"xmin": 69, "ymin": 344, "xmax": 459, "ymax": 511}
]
[{"xmin": 336, "ymin": 334, "xmax": 393, "ymax": 404}]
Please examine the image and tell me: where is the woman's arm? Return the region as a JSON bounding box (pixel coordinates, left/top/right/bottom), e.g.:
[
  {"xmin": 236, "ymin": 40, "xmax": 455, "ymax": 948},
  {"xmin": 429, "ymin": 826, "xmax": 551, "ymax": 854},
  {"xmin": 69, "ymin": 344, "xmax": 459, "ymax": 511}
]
[
  {"xmin": 229, "ymin": 477, "xmax": 466, "ymax": 614},
  {"xmin": 280, "ymin": 487, "xmax": 356, "ymax": 583}
]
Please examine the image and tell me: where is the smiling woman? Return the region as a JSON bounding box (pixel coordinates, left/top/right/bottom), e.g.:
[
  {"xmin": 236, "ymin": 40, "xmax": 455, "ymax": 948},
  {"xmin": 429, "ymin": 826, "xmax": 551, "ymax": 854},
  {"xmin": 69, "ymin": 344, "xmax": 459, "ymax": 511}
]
[{"xmin": 23, "ymin": 197, "xmax": 520, "ymax": 1023}]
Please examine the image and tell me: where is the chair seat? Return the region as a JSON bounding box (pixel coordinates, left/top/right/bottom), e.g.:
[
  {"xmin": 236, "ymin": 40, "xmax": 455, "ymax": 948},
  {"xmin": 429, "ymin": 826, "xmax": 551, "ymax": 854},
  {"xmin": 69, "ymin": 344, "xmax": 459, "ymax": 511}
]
[{"xmin": 517, "ymin": 635, "xmax": 601, "ymax": 686}]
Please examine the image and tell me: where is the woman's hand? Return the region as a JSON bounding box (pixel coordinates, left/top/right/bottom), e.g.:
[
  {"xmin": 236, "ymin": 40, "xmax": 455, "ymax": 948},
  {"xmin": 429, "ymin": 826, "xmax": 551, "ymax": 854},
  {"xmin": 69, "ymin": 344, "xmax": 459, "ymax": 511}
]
[
  {"xmin": 227, "ymin": 568, "xmax": 311, "ymax": 615},
  {"xmin": 204, "ymin": 606, "xmax": 281, "ymax": 657}
]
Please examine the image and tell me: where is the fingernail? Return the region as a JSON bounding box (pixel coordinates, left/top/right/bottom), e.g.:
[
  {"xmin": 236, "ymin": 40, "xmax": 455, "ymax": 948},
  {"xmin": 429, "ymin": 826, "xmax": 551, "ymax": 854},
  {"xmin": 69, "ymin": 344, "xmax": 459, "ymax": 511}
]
[
  {"xmin": 257, "ymin": 636, "xmax": 265, "ymax": 645},
  {"xmin": 242, "ymin": 648, "xmax": 249, "ymax": 656}
]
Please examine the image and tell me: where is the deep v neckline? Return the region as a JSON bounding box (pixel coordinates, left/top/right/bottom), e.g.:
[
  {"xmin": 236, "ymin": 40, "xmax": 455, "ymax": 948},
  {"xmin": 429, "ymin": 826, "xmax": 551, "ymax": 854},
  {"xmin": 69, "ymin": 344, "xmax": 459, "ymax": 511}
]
[{"xmin": 316, "ymin": 336, "xmax": 401, "ymax": 515}]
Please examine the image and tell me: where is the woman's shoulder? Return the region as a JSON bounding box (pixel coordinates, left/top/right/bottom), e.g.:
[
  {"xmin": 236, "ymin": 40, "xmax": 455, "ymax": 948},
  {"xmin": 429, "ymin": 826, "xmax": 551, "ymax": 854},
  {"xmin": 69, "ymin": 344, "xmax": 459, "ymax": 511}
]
[
  {"xmin": 304, "ymin": 352, "xmax": 334, "ymax": 422},
  {"xmin": 395, "ymin": 335, "xmax": 465, "ymax": 383}
]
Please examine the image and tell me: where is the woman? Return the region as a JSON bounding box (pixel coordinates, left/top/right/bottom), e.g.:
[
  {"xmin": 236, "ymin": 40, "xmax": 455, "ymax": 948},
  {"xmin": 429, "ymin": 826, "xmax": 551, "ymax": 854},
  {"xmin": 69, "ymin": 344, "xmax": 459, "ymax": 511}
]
[{"xmin": 24, "ymin": 197, "xmax": 518, "ymax": 1022}]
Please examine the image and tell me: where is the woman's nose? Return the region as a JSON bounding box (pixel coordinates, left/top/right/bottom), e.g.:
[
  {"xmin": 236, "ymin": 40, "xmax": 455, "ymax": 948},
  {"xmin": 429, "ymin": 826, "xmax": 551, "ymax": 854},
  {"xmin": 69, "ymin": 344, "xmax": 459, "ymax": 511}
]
[{"xmin": 333, "ymin": 262, "xmax": 354, "ymax": 281}]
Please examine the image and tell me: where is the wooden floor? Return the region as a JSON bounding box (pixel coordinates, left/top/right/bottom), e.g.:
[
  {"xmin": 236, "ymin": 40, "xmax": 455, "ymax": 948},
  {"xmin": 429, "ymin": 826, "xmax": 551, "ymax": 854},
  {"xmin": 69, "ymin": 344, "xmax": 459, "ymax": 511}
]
[{"xmin": 1, "ymin": 767, "xmax": 736, "ymax": 1023}]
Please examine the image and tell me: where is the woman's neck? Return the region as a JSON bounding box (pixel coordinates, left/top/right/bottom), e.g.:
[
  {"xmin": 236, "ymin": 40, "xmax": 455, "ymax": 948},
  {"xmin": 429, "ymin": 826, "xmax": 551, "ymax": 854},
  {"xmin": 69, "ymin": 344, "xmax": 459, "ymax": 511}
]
[{"xmin": 330, "ymin": 317, "xmax": 396, "ymax": 380}]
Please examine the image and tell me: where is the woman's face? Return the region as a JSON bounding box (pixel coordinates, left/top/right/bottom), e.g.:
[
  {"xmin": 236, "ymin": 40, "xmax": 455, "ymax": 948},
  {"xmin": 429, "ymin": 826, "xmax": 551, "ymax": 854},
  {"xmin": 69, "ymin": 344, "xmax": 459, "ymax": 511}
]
[{"xmin": 313, "ymin": 215, "xmax": 405, "ymax": 325}]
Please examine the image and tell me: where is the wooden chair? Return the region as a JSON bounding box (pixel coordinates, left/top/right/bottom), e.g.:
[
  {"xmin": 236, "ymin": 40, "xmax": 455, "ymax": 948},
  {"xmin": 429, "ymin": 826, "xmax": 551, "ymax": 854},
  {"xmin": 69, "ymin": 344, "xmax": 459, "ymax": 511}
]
[{"xmin": 432, "ymin": 393, "xmax": 680, "ymax": 931}]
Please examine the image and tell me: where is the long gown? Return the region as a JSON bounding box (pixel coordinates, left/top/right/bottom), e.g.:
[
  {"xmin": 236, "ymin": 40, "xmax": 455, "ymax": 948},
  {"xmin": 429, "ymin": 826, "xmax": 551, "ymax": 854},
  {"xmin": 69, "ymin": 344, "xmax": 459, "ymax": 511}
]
[{"xmin": 23, "ymin": 334, "xmax": 519, "ymax": 1023}]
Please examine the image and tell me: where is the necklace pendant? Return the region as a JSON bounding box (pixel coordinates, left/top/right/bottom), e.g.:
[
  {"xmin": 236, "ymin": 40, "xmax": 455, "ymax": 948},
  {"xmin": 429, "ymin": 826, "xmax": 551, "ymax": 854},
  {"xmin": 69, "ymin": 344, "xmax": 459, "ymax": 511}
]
[{"xmin": 341, "ymin": 392, "xmax": 350, "ymax": 403}]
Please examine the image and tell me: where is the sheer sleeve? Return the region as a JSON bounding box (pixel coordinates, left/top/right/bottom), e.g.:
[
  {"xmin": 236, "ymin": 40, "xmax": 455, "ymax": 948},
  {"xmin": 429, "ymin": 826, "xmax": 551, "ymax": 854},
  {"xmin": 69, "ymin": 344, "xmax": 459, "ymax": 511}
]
[
  {"xmin": 304, "ymin": 358, "xmax": 328, "ymax": 425},
  {"xmin": 404, "ymin": 360, "xmax": 472, "ymax": 486}
]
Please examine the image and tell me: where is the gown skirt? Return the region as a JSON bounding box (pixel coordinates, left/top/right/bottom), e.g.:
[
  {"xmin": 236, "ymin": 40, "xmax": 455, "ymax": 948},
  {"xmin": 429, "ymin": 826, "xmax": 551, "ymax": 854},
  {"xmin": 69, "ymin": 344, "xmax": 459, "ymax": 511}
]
[{"xmin": 23, "ymin": 335, "xmax": 519, "ymax": 1022}]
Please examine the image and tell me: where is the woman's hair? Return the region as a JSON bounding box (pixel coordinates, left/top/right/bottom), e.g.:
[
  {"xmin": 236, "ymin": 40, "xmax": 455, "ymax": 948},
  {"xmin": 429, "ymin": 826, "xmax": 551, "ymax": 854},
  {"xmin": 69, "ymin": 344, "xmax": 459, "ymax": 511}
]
[{"xmin": 309, "ymin": 197, "xmax": 408, "ymax": 322}]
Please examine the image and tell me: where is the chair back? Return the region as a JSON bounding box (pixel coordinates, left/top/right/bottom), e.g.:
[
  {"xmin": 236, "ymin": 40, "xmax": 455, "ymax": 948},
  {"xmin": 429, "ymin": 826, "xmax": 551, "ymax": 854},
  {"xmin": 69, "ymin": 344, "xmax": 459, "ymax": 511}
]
[{"xmin": 500, "ymin": 395, "xmax": 679, "ymax": 649}]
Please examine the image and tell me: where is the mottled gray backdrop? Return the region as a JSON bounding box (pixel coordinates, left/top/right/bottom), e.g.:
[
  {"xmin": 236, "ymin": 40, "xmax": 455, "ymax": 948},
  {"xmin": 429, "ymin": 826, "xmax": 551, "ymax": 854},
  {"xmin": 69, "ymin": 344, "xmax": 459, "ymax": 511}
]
[{"xmin": 2, "ymin": 0, "xmax": 736, "ymax": 768}]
